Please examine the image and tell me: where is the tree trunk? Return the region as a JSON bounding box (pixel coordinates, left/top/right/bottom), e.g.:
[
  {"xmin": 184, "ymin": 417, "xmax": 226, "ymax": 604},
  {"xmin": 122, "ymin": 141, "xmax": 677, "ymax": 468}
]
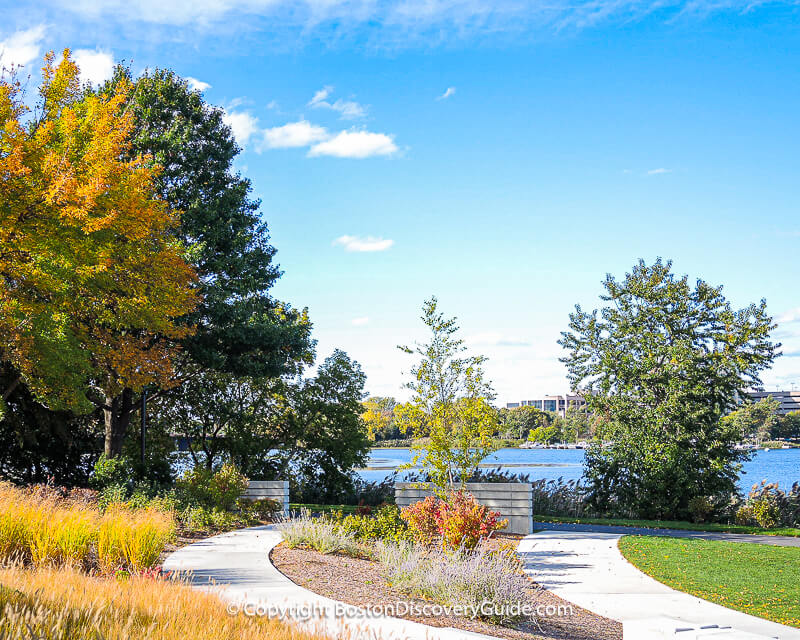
[{"xmin": 104, "ymin": 387, "xmax": 134, "ymax": 457}]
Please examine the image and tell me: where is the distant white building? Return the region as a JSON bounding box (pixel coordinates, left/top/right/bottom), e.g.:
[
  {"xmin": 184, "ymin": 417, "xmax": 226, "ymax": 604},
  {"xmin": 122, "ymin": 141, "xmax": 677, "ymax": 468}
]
[
  {"xmin": 746, "ymin": 390, "xmax": 800, "ymax": 415},
  {"xmin": 505, "ymin": 394, "xmax": 586, "ymax": 418}
]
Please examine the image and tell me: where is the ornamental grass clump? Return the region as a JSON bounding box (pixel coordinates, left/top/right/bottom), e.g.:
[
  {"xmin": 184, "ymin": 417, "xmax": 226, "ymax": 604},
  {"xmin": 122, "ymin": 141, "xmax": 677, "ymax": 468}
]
[
  {"xmin": 97, "ymin": 505, "xmax": 176, "ymax": 572},
  {"xmin": 377, "ymin": 540, "xmax": 532, "ymax": 626},
  {"xmin": 0, "ymin": 482, "xmax": 175, "ymax": 573},
  {"xmin": 0, "ymin": 564, "xmax": 330, "ymax": 640},
  {"xmin": 279, "ymin": 510, "xmax": 362, "ymax": 556}
]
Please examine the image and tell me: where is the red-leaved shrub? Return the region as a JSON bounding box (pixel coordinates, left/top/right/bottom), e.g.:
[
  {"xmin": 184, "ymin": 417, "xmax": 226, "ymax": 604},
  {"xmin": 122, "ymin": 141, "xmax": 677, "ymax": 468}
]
[
  {"xmin": 401, "ymin": 495, "xmax": 442, "ymax": 545},
  {"xmin": 401, "ymin": 491, "xmax": 508, "ymax": 549}
]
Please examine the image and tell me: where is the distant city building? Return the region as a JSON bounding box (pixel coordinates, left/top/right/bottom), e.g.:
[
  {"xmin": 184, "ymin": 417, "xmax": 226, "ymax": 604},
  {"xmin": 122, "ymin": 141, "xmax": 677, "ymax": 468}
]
[
  {"xmin": 505, "ymin": 394, "xmax": 586, "ymax": 418},
  {"xmin": 746, "ymin": 390, "xmax": 800, "ymax": 415}
]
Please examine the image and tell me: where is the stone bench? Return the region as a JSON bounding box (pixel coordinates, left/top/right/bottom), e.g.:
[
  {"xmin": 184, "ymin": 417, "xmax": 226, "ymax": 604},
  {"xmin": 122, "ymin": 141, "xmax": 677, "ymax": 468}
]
[{"xmin": 242, "ymin": 480, "xmax": 289, "ymax": 516}]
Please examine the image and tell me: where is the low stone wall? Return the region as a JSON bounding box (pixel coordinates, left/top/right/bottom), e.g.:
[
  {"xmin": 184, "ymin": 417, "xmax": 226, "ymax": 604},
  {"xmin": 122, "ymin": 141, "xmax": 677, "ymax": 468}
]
[
  {"xmin": 243, "ymin": 480, "xmax": 289, "ymax": 516},
  {"xmin": 394, "ymin": 482, "xmax": 533, "ymax": 535}
]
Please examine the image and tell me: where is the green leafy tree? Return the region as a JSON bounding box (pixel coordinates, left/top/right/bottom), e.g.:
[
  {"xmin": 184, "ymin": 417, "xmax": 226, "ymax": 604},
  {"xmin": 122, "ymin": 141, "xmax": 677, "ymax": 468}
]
[
  {"xmin": 773, "ymin": 411, "xmax": 800, "ymax": 440},
  {"xmin": 721, "ymin": 396, "xmax": 780, "ymax": 444},
  {"xmin": 362, "ymin": 396, "xmax": 400, "ymax": 441},
  {"xmin": 90, "ymin": 68, "xmax": 314, "ymax": 456},
  {"xmin": 159, "ymin": 350, "xmax": 369, "ymax": 500},
  {"xmin": 563, "ymin": 406, "xmax": 596, "ymax": 442},
  {"xmin": 396, "ymin": 297, "xmax": 498, "ymax": 492},
  {"xmin": 528, "ymin": 425, "xmax": 560, "ymax": 444},
  {"xmin": 502, "ymin": 405, "xmax": 551, "ymax": 439},
  {"xmin": 559, "ymin": 259, "xmax": 778, "ymax": 519}
]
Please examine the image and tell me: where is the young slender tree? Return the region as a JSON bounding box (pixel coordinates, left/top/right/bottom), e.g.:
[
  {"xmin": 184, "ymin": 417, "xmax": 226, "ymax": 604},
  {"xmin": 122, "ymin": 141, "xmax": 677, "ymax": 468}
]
[
  {"xmin": 397, "ymin": 297, "xmax": 498, "ymax": 492},
  {"xmin": 559, "ymin": 259, "xmax": 778, "ymax": 519}
]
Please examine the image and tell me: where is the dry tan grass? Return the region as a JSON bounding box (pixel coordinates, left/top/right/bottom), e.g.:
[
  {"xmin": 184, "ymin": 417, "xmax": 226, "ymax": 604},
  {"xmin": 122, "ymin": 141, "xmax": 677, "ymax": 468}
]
[{"xmin": 0, "ymin": 564, "xmax": 331, "ymax": 640}]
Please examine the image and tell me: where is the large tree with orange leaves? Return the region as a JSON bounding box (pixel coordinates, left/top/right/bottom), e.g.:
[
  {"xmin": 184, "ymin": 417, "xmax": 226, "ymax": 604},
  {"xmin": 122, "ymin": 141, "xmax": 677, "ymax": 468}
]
[{"xmin": 0, "ymin": 51, "xmax": 198, "ymax": 453}]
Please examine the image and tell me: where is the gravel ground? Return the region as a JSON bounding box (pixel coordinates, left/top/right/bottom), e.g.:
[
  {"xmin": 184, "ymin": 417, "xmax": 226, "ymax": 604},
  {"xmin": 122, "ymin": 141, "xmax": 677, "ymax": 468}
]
[{"xmin": 271, "ymin": 544, "xmax": 622, "ymax": 640}]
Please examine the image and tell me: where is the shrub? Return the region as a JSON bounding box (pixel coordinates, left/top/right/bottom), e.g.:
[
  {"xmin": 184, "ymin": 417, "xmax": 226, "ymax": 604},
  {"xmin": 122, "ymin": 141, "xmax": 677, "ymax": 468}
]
[
  {"xmin": 401, "ymin": 496, "xmax": 442, "ymax": 545},
  {"xmin": 735, "ymin": 505, "xmax": 754, "ymax": 526},
  {"xmin": 90, "ymin": 455, "xmax": 134, "ymax": 491},
  {"xmin": 176, "ymin": 464, "xmax": 249, "ymax": 511},
  {"xmin": 734, "ymin": 482, "xmax": 800, "ymax": 528},
  {"xmin": 401, "ymin": 491, "xmax": 507, "ymax": 549},
  {"xmin": 376, "ymin": 540, "xmax": 531, "ymax": 626},
  {"xmin": 436, "ymin": 491, "xmax": 507, "ymax": 549},
  {"xmin": 337, "ymin": 505, "xmax": 412, "ymax": 543},
  {"xmin": 751, "ymin": 497, "xmax": 781, "ymax": 529},
  {"xmin": 238, "ymin": 497, "xmax": 282, "ymax": 521},
  {"xmin": 279, "ymin": 510, "xmax": 362, "ymax": 557},
  {"xmin": 208, "ymin": 464, "xmax": 249, "ymax": 511},
  {"xmin": 688, "ymin": 496, "xmax": 714, "ymax": 524}
]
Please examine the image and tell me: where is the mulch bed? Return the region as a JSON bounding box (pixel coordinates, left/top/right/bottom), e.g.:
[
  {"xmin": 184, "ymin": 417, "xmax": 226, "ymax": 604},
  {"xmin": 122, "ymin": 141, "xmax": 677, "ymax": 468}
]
[{"xmin": 271, "ymin": 539, "xmax": 622, "ymax": 640}]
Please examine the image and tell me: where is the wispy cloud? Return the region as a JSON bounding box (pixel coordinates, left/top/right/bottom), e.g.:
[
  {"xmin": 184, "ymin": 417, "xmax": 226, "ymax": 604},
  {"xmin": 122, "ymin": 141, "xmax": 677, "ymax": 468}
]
[
  {"xmin": 0, "ymin": 25, "xmax": 46, "ymax": 69},
  {"xmin": 437, "ymin": 87, "xmax": 456, "ymax": 100},
  {"xmin": 309, "ymin": 130, "xmax": 397, "ymax": 158},
  {"xmin": 309, "ymin": 85, "xmax": 367, "ymax": 119},
  {"xmin": 333, "ymin": 235, "xmax": 394, "ymax": 252},
  {"xmin": 352, "ymin": 316, "xmax": 370, "ymax": 326},
  {"xmin": 73, "ymin": 48, "xmax": 114, "ymax": 86},
  {"xmin": 52, "ymin": 0, "xmax": 793, "ymax": 48},
  {"xmin": 186, "ymin": 77, "xmax": 211, "ymax": 91},
  {"xmin": 467, "ymin": 332, "xmax": 532, "ymax": 347},
  {"xmin": 647, "ymin": 167, "xmax": 672, "ymax": 175}
]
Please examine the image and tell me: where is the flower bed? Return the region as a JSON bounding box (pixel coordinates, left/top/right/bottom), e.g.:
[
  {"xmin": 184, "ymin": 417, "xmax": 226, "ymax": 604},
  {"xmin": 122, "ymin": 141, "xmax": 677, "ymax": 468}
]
[{"xmin": 271, "ymin": 543, "xmax": 621, "ymax": 640}]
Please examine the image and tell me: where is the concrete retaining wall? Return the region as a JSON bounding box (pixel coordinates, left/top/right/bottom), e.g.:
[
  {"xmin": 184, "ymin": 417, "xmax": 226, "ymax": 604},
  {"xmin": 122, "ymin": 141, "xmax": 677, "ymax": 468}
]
[
  {"xmin": 395, "ymin": 482, "xmax": 533, "ymax": 535},
  {"xmin": 243, "ymin": 480, "xmax": 289, "ymax": 516}
]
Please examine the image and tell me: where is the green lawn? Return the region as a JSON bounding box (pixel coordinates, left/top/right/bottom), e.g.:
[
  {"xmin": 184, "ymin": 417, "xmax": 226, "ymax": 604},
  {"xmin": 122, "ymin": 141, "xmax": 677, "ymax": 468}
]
[
  {"xmin": 534, "ymin": 514, "xmax": 800, "ymax": 537},
  {"xmin": 618, "ymin": 535, "xmax": 800, "ymax": 628}
]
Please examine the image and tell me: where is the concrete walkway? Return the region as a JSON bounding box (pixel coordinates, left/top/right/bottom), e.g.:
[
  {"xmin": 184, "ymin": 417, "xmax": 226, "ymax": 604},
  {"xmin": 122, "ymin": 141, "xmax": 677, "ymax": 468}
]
[
  {"xmin": 534, "ymin": 521, "xmax": 800, "ymax": 547},
  {"xmin": 518, "ymin": 530, "xmax": 800, "ymax": 639},
  {"xmin": 162, "ymin": 524, "xmax": 495, "ymax": 640}
]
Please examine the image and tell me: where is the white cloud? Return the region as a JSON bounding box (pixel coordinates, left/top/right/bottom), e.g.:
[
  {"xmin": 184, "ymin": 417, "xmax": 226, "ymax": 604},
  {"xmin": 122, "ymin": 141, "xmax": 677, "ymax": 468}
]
[
  {"xmin": 309, "ymin": 130, "xmax": 397, "ymax": 158},
  {"xmin": 647, "ymin": 167, "xmax": 672, "ymax": 175},
  {"xmin": 261, "ymin": 120, "xmax": 329, "ymax": 149},
  {"xmin": 333, "ymin": 235, "xmax": 394, "ymax": 252},
  {"xmin": 73, "ymin": 49, "xmax": 115, "ymax": 86},
  {"xmin": 222, "ymin": 110, "xmax": 260, "ymax": 148},
  {"xmin": 352, "ymin": 317, "xmax": 370, "ymax": 326},
  {"xmin": 309, "ymin": 85, "xmax": 333, "ymax": 106},
  {"xmin": 309, "ymin": 85, "xmax": 367, "ymax": 119},
  {"xmin": 437, "ymin": 87, "xmax": 456, "ymax": 100},
  {"xmin": 186, "ymin": 76, "xmax": 211, "ymax": 91},
  {"xmin": 778, "ymin": 308, "xmax": 800, "ymax": 324},
  {"xmin": 0, "ymin": 25, "xmax": 46, "ymax": 69}
]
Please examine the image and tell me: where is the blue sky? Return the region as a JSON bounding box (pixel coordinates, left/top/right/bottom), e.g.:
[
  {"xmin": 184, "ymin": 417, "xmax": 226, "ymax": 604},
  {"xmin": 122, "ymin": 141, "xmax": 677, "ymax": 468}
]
[{"xmin": 3, "ymin": 1, "xmax": 799, "ymax": 403}]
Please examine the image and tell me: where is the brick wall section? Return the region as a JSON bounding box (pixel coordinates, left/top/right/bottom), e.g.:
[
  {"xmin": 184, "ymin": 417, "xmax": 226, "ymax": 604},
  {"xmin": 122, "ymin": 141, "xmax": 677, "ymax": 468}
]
[
  {"xmin": 243, "ymin": 480, "xmax": 289, "ymax": 516},
  {"xmin": 394, "ymin": 482, "xmax": 533, "ymax": 535}
]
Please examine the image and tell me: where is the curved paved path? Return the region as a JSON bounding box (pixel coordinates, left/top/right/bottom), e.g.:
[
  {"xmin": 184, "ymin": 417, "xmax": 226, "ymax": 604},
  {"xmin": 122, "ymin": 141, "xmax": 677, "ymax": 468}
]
[
  {"xmin": 534, "ymin": 521, "xmax": 800, "ymax": 547},
  {"xmin": 518, "ymin": 530, "xmax": 800, "ymax": 639},
  {"xmin": 162, "ymin": 524, "xmax": 495, "ymax": 640}
]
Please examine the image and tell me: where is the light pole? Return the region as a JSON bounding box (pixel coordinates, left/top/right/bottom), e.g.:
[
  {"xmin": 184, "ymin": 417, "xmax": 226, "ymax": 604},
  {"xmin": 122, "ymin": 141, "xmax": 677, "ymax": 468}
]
[{"xmin": 141, "ymin": 389, "xmax": 147, "ymax": 467}]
